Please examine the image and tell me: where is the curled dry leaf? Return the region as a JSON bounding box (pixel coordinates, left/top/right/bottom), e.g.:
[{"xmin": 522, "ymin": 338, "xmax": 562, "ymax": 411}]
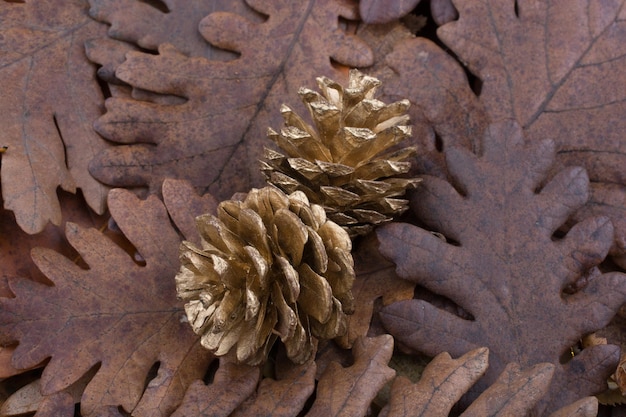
[
  {"xmin": 0, "ymin": 189, "xmax": 215, "ymax": 417},
  {"xmin": 0, "ymin": 0, "xmax": 110, "ymax": 233},
  {"xmin": 88, "ymin": 0, "xmax": 374, "ymax": 201},
  {"xmin": 377, "ymin": 120, "xmax": 626, "ymax": 414}
]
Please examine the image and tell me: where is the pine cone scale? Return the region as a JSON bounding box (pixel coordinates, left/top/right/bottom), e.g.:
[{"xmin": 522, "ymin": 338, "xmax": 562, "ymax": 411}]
[
  {"xmin": 263, "ymin": 70, "xmax": 420, "ymax": 236},
  {"xmin": 176, "ymin": 187, "xmax": 355, "ymax": 365}
]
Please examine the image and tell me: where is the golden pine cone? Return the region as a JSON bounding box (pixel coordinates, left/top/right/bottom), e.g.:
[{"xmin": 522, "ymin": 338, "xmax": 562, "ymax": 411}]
[
  {"xmin": 262, "ymin": 69, "xmax": 421, "ymax": 237},
  {"xmin": 175, "ymin": 186, "xmax": 355, "ymax": 365}
]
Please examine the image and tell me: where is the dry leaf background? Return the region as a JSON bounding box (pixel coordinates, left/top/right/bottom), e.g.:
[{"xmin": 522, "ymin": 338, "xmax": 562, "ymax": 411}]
[{"xmin": 0, "ymin": 0, "xmax": 625, "ymax": 416}]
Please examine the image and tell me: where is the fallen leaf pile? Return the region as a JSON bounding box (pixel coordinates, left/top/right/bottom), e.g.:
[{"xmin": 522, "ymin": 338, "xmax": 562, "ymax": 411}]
[{"xmin": 0, "ymin": 0, "xmax": 625, "ymax": 416}]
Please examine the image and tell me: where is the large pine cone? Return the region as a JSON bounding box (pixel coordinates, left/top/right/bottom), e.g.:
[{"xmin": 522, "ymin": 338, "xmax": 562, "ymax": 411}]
[
  {"xmin": 262, "ymin": 69, "xmax": 421, "ymax": 237},
  {"xmin": 176, "ymin": 186, "xmax": 355, "ymax": 365}
]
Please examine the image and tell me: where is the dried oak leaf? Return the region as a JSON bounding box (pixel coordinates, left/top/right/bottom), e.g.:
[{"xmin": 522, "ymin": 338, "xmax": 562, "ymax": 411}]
[
  {"xmin": 0, "ymin": 189, "xmax": 108, "ymax": 380},
  {"xmin": 380, "ymin": 347, "xmax": 597, "ymax": 417},
  {"xmin": 306, "ymin": 335, "xmax": 396, "ymax": 417},
  {"xmin": 337, "ymin": 234, "xmax": 414, "ymax": 349},
  {"xmin": 88, "ymin": 0, "xmax": 373, "ymax": 201},
  {"xmin": 377, "ymin": 120, "xmax": 626, "ymax": 415},
  {"xmin": 359, "ymin": 0, "xmax": 458, "ymax": 26},
  {"xmin": 1, "ymin": 371, "xmax": 91, "ymax": 416},
  {"xmin": 85, "ymin": 0, "xmax": 257, "ymax": 88},
  {"xmin": 171, "ymin": 358, "xmax": 260, "ymax": 417},
  {"xmin": 0, "ymin": 0, "xmax": 110, "ymax": 234},
  {"xmin": 0, "ymin": 188, "xmax": 214, "ymax": 416},
  {"xmin": 88, "ymin": 0, "xmax": 255, "ymax": 60},
  {"xmin": 379, "ymin": 347, "xmax": 491, "ymax": 417},
  {"xmin": 377, "ymin": 36, "xmax": 488, "ymax": 182},
  {"xmin": 359, "ymin": 0, "xmax": 421, "ymax": 24},
  {"xmin": 230, "ymin": 357, "xmax": 316, "ymax": 417},
  {"xmin": 434, "ymin": 0, "xmax": 626, "ymax": 262}
]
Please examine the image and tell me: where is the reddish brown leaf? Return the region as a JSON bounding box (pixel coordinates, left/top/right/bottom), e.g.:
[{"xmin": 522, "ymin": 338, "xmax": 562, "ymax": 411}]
[
  {"xmin": 230, "ymin": 360, "xmax": 316, "ymax": 417},
  {"xmin": 84, "ymin": 37, "xmax": 139, "ymax": 85},
  {"xmin": 0, "ymin": 190, "xmax": 108, "ymax": 295},
  {"xmin": 171, "ymin": 359, "xmax": 260, "ymax": 417},
  {"xmin": 461, "ymin": 362, "xmax": 555, "ymax": 417},
  {"xmin": 88, "ymin": 0, "xmax": 373, "ymax": 201},
  {"xmin": 306, "ymin": 335, "xmax": 395, "ymax": 417},
  {"xmin": 436, "ymin": 0, "xmax": 626, "ymax": 260},
  {"xmin": 541, "ymin": 344, "xmax": 621, "ymax": 414},
  {"xmin": 0, "ymin": 373, "xmax": 89, "ymax": 417},
  {"xmin": 162, "ymin": 179, "xmax": 218, "ymax": 246},
  {"xmin": 0, "ymin": 0, "xmax": 110, "ymax": 233},
  {"xmin": 337, "ymin": 234, "xmax": 414, "ymax": 349},
  {"xmin": 431, "ymin": 0, "xmax": 458, "ymax": 26},
  {"xmin": 33, "ymin": 392, "xmax": 74, "ymax": 417},
  {"xmin": 548, "ymin": 398, "xmax": 598, "ymax": 417},
  {"xmin": 359, "ymin": 0, "xmax": 458, "ymax": 26},
  {"xmin": 380, "ymin": 347, "xmax": 489, "ymax": 417},
  {"xmin": 359, "ymin": 0, "xmax": 421, "ymax": 24},
  {"xmin": 379, "ymin": 36, "xmax": 489, "ymax": 179},
  {"xmin": 88, "ymin": 0, "xmax": 254, "ymax": 60},
  {"xmin": 381, "ymin": 348, "xmax": 597, "ymax": 417},
  {"xmin": 0, "ymin": 189, "xmax": 213, "ymax": 416},
  {"xmin": 378, "ymin": 120, "xmax": 626, "ymax": 414}
]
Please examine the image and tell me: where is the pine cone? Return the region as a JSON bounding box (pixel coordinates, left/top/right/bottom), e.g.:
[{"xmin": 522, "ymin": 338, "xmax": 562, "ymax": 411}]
[
  {"xmin": 175, "ymin": 186, "xmax": 355, "ymax": 365},
  {"xmin": 262, "ymin": 69, "xmax": 421, "ymax": 237}
]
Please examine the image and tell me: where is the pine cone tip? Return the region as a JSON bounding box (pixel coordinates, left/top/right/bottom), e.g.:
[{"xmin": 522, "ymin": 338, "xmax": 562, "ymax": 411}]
[{"xmin": 263, "ymin": 69, "xmax": 420, "ymax": 237}]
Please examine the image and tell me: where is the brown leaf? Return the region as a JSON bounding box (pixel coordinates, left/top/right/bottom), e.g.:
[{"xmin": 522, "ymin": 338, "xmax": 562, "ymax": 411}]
[
  {"xmin": 0, "ymin": 189, "xmax": 213, "ymax": 416},
  {"xmin": 88, "ymin": 0, "xmax": 253, "ymax": 60},
  {"xmin": 359, "ymin": 0, "xmax": 458, "ymax": 27},
  {"xmin": 547, "ymin": 397, "xmax": 598, "ymax": 417},
  {"xmin": 0, "ymin": 373, "xmax": 89, "ymax": 417},
  {"xmin": 380, "ymin": 347, "xmax": 489, "ymax": 417},
  {"xmin": 430, "ymin": 0, "xmax": 458, "ymax": 26},
  {"xmin": 33, "ymin": 392, "xmax": 74, "ymax": 417},
  {"xmin": 381, "ymin": 348, "xmax": 597, "ymax": 417},
  {"xmin": 88, "ymin": 0, "xmax": 373, "ymax": 201},
  {"xmin": 84, "ymin": 37, "xmax": 139, "ymax": 85},
  {"xmin": 379, "ymin": 36, "xmax": 489, "ymax": 179},
  {"xmin": 230, "ymin": 360, "xmax": 316, "ymax": 417},
  {"xmin": 0, "ymin": 190, "xmax": 108, "ymax": 295},
  {"xmin": 435, "ymin": 0, "xmax": 626, "ymax": 260},
  {"xmin": 461, "ymin": 362, "xmax": 555, "ymax": 417},
  {"xmin": 306, "ymin": 335, "xmax": 396, "ymax": 417},
  {"xmin": 162, "ymin": 178, "xmax": 218, "ymax": 246},
  {"xmin": 0, "ymin": 190, "xmax": 108, "ymax": 379},
  {"xmin": 337, "ymin": 234, "xmax": 414, "ymax": 348},
  {"xmin": 171, "ymin": 358, "xmax": 260, "ymax": 417},
  {"xmin": 0, "ymin": 0, "xmax": 110, "ymax": 233},
  {"xmin": 377, "ymin": 120, "xmax": 626, "ymax": 414},
  {"xmin": 359, "ymin": 0, "xmax": 421, "ymax": 24}
]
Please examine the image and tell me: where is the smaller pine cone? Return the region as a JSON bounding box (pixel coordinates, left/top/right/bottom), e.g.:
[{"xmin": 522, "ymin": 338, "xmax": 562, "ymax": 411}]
[
  {"xmin": 175, "ymin": 186, "xmax": 355, "ymax": 365},
  {"xmin": 262, "ymin": 69, "xmax": 421, "ymax": 237}
]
